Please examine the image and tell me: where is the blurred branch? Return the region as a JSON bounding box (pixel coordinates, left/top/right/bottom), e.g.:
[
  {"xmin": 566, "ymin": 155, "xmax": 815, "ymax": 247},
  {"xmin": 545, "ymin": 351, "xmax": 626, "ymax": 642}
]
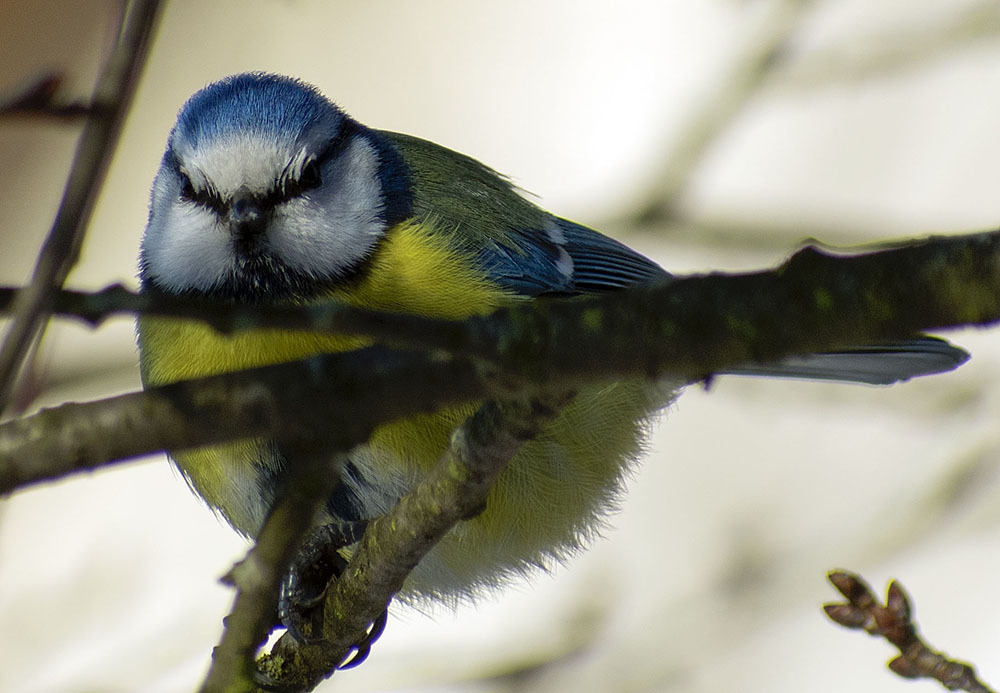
[
  {"xmin": 4, "ymin": 228, "xmax": 1000, "ymax": 495},
  {"xmin": 256, "ymin": 395, "xmax": 567, "ymax": 691},
  {"xmin": 772, "ymin": 1, "xmax": 1000, "ymax": 91},
  {"xmin": 0, "ymin": 0, "xmax": 162, "ymax": 412},
  {"xmin": 636, "ymin": 0, "xmax": 811, "ymax": 223},
  {"xmin": 0, "ymin": 74, "xmax": 92, "ymax": 121},
  {"xmin": 825, "ymin": 570, "xmax": 995, "ymax": 693},
  {"xmin": 635, "ymin": 0, "xmax": 1000, "ymax": 225}
]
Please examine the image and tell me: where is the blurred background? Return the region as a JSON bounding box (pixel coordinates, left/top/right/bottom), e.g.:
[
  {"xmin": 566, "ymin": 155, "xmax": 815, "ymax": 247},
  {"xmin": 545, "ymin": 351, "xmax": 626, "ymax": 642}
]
[{"xmin": 2, "ymin": 0, "xmax": 1000, "ymax": 690}]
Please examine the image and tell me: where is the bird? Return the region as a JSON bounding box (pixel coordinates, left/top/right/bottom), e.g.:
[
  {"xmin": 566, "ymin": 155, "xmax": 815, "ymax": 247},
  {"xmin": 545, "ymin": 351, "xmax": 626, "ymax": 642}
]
[{"xmin": 136, "ymin": 72, "xmax": 969, "ymax": 663}]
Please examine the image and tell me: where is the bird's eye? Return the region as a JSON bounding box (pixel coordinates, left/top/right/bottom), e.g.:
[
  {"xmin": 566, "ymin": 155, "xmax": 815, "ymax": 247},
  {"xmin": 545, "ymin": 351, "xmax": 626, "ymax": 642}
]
[
  {"xmin": 179, "ymin": 174, "xmax": 197, "ymax": 201},
  {"xmin": 299, "ymin": 160, "xmax": 322, "ymax": 190}
]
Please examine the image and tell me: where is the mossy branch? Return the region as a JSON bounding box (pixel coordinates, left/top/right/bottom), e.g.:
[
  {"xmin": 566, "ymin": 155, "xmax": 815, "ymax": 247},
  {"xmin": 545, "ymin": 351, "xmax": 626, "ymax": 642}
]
[{"xmin": 3, "ymin": 229, "xmax": 1000, "ymax": 497}]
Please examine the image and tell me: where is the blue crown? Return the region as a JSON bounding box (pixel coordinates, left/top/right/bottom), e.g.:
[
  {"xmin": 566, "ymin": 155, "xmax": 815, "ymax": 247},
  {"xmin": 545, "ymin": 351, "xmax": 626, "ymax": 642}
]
[{"xmin": 173, "ymin": 73, "xmax": 339, "ymax": 147}]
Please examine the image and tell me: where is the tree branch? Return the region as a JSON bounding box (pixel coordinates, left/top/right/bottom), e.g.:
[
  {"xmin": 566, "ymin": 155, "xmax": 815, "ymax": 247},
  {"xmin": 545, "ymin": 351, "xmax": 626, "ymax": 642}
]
[
  {"xmin": 2, "ymin": 229, "xmax": 999, "ymax": 497},
  {"xmin": 0, "ymin": 0, "xmax": 162, "ymax": 411},
  {"xmin": 4, "ymin": 228, "xmax": 1000, "ymax": 368},
  {"xmin": 0, "ymin": 346, "xmax": 494, "ymax": 496}
]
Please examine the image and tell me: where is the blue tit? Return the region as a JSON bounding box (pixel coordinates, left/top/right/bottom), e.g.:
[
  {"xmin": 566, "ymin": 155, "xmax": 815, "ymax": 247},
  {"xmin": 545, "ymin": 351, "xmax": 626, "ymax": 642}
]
[{"xmin": 137, "ymin": 73, "xmax": 968, "ymax": 639}]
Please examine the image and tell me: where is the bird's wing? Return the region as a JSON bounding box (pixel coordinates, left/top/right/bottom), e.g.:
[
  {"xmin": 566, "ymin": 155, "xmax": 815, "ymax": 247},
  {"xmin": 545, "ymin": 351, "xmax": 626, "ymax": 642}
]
[{"xmin": 477, "ymin": 217, "xmax": 669, "ymax": 297}]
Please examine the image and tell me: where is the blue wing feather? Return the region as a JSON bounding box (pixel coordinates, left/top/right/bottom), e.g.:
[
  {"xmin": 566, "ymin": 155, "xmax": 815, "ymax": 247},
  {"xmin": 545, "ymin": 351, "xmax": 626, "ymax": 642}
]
[
  {"xmin": 477, "ymin": 217, "xmax": 669, "ymax": 297},
  {"xmin": 556, "ymin": 219, "xmax": 668, "ymax": 291},
  {"xmin": 475, "ymin": 231, "xmax": 573, "ymax": 296}
]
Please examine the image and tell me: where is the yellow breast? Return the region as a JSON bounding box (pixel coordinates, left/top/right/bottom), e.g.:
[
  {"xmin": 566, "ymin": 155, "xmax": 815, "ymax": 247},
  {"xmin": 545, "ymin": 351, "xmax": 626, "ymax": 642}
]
[{"xmin": 137, "ymin": 220, "xmax": 514, "ymax": 532}]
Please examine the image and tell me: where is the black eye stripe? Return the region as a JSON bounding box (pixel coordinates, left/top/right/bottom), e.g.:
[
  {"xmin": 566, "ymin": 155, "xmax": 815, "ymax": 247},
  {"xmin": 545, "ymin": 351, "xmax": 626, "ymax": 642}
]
[
  {"xmin": 272, "ymin": 119, "xmax": 358, "ymax": 205},
  {"xmin": 167, "ymin": 117, "xmax": 360, "ymax": 215},
  {"xmin": 298, "ymin": 159, "xmax": 321, "ymax": 189},
  {"xmin": 179, "ymin": 172, "xmax": 225, "ymax": 214},
  {"xmin": 317, "ymin": 119, "xmax": 355, "ymax": 162},
  {"xmin": 165, "ymin": 147, "xmax": 225, "ymax": 213}
]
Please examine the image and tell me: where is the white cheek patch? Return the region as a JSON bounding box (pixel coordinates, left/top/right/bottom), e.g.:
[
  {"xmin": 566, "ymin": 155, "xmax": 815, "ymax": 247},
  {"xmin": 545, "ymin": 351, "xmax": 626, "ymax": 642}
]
[
  {"xmin": 142, "ymin": 185, "xmax": 234, "ymax": 293},
  {"xmin": 268, "ymin": 138, "xmax": 386, "ymax": 278}
]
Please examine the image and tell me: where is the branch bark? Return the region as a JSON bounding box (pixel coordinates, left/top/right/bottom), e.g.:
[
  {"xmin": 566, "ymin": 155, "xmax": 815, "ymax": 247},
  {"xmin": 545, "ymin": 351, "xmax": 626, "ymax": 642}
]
[
  {"xmin": 0, "ymin": 346, "xmax": 491, "ymax": 495},
  {"xmin": 2, "ymin": 230, "xmax": 999, "ymax": 497}
]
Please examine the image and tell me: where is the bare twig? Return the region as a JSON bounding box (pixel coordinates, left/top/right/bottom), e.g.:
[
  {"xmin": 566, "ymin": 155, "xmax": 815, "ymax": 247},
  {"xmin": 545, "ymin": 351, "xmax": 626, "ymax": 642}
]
[
  {"xmin": 0, "ymin": 0, "xmax": 162, "ymax": 411},
  {"xmin": 825, "ymin": 570, "xmax": 995, "ymax": 693}
]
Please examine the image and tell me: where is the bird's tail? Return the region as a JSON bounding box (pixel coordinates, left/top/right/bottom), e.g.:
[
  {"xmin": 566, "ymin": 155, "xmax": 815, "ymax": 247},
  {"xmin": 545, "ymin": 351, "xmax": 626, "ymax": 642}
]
[{"xmin": 721, "ymin": 336, "xmax": 969, "ymax": 385}]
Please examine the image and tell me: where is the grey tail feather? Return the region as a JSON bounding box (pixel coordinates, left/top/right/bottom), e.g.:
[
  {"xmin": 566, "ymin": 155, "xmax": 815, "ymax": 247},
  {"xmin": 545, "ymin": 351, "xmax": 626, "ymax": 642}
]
[{"xmin": 721, "ymin": 336, "xmax": 970, "ymax": 386}]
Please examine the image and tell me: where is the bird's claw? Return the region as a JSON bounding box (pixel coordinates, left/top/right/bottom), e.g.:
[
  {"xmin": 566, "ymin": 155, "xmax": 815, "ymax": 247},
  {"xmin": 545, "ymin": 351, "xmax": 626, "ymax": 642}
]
[
  {"xmin": 337, "ymin": 608, "xmax": 389, "ymax": 669},
  {"xmin": 276, "ymin": 521, "xmax": 389, "ymax": 667}
]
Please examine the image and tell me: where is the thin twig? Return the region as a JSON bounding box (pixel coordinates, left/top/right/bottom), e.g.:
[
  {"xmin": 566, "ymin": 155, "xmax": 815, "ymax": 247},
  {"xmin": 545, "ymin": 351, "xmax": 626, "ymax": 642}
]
[
  {"xmin": 825, "ymin": 570, "xmax": 995, "ymax": 693},
  {"xmin": 0, "ymin": 0, "xmax": 162, "ymax": 411}
]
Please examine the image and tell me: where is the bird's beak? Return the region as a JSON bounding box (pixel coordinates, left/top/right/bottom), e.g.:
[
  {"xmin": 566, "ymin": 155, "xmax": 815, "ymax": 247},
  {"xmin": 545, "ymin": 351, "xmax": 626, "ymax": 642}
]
[{"xmin": 229, "ymin": 188, "xmax": 266, "ymax": 239}]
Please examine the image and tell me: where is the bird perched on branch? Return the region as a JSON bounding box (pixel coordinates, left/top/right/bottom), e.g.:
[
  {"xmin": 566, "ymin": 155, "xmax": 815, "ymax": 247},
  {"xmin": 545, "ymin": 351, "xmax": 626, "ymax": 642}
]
[{"xmin": 137, "ymin": 72, "xmax": 968, "ymax": 665}]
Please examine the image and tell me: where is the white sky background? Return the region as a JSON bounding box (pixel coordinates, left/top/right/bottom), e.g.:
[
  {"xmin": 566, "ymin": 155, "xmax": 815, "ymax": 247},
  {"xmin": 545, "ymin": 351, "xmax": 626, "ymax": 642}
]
[{"xmin": 2, "ymin": 0, "xmax": 1000, "ymax": 691}]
